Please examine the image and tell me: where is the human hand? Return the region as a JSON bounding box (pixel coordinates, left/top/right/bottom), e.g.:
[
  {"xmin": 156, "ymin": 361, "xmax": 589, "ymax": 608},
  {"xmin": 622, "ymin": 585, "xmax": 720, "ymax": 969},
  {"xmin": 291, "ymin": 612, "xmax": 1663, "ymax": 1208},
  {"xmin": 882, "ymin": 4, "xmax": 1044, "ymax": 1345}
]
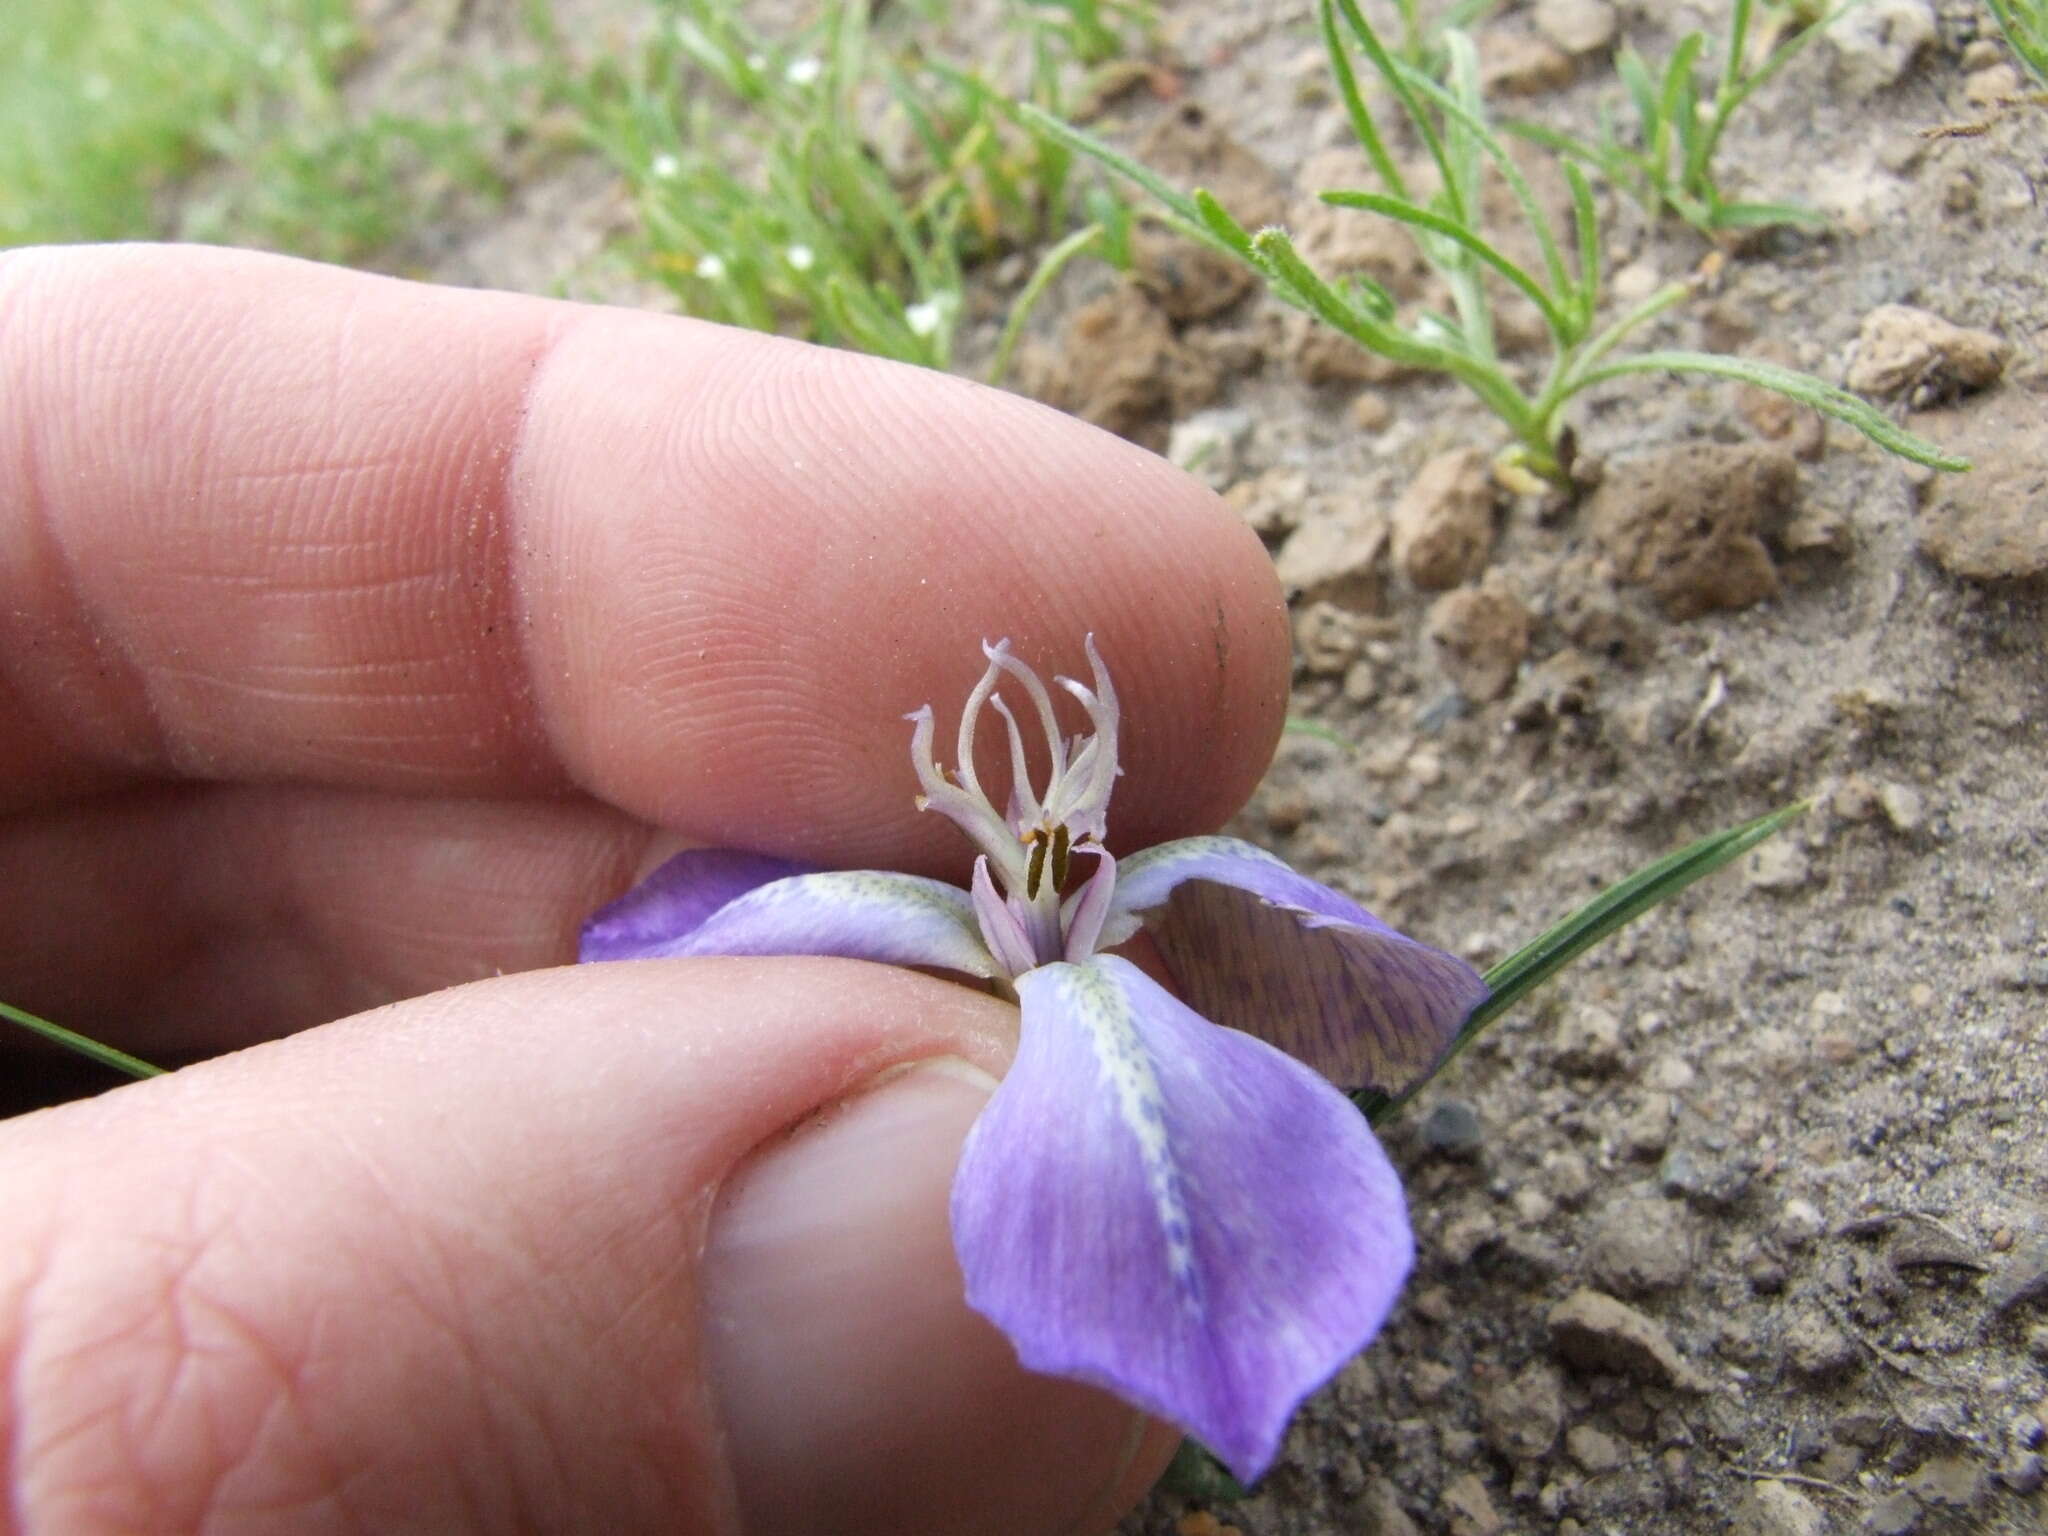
[{"xmin": 0, "ymin": 245, "xmax": 1289, "ymax": 1533}]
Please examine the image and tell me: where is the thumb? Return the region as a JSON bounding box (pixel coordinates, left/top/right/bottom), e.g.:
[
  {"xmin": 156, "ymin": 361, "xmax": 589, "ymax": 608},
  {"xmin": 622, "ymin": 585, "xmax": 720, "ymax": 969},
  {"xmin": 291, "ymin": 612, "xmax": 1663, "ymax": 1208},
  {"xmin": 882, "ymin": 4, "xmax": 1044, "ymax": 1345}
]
[{"xmin": 0, "ymin": 957, "xmax": 1173, "ymax": 1535}]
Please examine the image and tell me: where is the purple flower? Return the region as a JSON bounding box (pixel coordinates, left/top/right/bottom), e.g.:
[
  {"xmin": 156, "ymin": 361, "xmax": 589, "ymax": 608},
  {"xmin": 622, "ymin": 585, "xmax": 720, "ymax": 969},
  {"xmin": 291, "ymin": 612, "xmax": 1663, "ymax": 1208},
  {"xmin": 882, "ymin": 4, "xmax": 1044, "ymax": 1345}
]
[{"xmin": 581, "ymin": 638, "xmax": 1487, "ymax": 1482}]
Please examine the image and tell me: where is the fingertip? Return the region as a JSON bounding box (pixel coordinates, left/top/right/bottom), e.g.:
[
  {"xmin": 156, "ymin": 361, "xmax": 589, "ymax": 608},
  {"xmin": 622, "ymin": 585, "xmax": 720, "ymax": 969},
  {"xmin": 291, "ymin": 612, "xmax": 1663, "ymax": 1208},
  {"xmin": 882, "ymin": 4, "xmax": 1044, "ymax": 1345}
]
[
  {"xmin": 702, "ymin": 1060, "xmax": 1174, "ymax": 1535},
  {"xmin": 513, "ymin": 314, "xmax": 1289, "ymax": 864}
]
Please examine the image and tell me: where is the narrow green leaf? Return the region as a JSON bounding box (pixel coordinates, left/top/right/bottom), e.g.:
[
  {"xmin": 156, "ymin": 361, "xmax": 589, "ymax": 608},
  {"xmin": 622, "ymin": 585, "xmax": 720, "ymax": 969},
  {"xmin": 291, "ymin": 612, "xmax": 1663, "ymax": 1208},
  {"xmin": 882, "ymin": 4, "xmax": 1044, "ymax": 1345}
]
[
  {"xmin": 1322, "ymin": 188, "xmax": 1569, "ymax": 338},
  {"xmin": 1706, "ymin": 198, "xmax": 1829, "ymax": 231},
  {"xmin": 1013, "ymin": 101, "xmax": 1206, "ymax": 233},
  {"xmin": 1330, "ymin": 0, "xmax": 1456, "ymax": 213},
  {"xmin": 1394, "ymin": 67, "xmax": 1572, "ymax": 301},
  {"xmin": 1360, "ymin": 802, "xmax": 1809, "ymax": 1124},
  {"xmin": 988, "ymin": 222, "xmax": 1099, "ymax": 386},
  {"xmin": 1565, "ymin": 159, "xmax": 1600, "ymax": 334},
  {"xmin": 1616, "ymin": 43, "xmax": 1659, "ymax": 135},
  {"xmin": 1282, "ymin": 715, "xmax": 1352, "ymax": 750},
  {"xmin": 1318, "ymin": 0, "xmax": 1407, "ymax": 198},
  {"xmin": 0, "ymin": 998, "xmax": 166, "ymax": 1080},
  {"xmin": 1190, "ymin": 186, "xmax": 1259, "ymax": 260},
  {"xmin": 1576, "ymin": 350, "xmax": 1971, "ymax": 471},
  {"xmin": 1987, "ymin": 0, "xmax": 2048, "ymax": 82}
]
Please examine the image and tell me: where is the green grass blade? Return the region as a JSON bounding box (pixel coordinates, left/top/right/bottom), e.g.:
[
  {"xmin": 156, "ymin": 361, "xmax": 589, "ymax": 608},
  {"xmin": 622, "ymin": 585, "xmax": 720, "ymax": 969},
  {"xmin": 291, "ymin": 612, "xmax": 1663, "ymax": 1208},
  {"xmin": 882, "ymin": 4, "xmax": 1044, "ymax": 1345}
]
[
  {"xmin": 1988, "ymin": 0, "xmax": 2048, "ymax": 81},
  {"xmin": 1359, "ymin": 802, "xmax": 1809, "ymax": 1124},
  {"xmin": 1321, "ymin": 189, "xmax": 1569, "ymax": 337},
  {"xmin": 1707, "ymin": 198, "xmax": 1829, "ymax": 230},
  {"xmin": 1190, "ymin": 187, "xmax": 1261, "ymax": 260},
  {"xmin": 1318, "ymin": 0, "xmax": 1408, "ymax": 198},
  {"xmin": 988, "ymin": 222, "xmax": 1100, "ymax": 386},
  {"xmin": 1330, "ymin": 0, "xmax": 1456, "ymax": 215},
  {"xmin": 1282, "ymin": 715, "xmax": 1352, "ymax": 750},
  {"xmin": 1014, "ymin": 101, "xmax": 1220, "ymax": 252},
  {"xmin": 1565, "ymin": 160, "xmax": 1600, "ymax": 334},
  {"xmin": 1616, "ymin": 43, "xmax": 1660, "ymax": 137},
  {"xmin": 1576, "ymin": 350, "xmax": 1970, "ymax": 470},
  {"xmin": 0, "ymin": 999, "xmax": 166, "ymax": 1080},
  {"xmin": 1394, "ymin": 67, "xmax": 1572, "ymax": 302}
]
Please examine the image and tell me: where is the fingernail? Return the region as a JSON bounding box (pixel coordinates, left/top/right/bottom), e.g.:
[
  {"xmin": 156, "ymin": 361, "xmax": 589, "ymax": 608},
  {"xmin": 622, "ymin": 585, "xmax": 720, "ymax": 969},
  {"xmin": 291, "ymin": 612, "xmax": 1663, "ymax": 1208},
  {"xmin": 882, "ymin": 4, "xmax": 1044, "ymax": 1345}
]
[{"xmin": 702, "ymin": 1061, "xmax": 1156, "ymax": 1535}]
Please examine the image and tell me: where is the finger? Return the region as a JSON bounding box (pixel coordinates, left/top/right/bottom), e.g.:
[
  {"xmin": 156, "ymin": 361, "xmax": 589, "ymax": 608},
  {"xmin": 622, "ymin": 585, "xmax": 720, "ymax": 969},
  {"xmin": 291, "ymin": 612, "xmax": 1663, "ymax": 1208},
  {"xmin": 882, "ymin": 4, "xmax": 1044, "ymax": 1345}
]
[
  {"xmin": 0, "ymin": 958, "xmax": 1175, "ymax": 1533},
  {"xmin": 0, "ymin": 244, "xmax": 1289, "ymax": 871},
  {"xmin": 0, "ymin": 785, "xmax": 648, "ymax": 1057}
]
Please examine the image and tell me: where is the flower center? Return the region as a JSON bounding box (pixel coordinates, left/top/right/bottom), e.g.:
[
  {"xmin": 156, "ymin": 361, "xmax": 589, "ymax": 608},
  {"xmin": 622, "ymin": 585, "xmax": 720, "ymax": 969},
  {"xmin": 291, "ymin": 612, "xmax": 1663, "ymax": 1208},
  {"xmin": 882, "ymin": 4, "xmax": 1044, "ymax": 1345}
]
[{"xmin": 907, "ymin": 637, "xmax": 1122, "ymax": 975}]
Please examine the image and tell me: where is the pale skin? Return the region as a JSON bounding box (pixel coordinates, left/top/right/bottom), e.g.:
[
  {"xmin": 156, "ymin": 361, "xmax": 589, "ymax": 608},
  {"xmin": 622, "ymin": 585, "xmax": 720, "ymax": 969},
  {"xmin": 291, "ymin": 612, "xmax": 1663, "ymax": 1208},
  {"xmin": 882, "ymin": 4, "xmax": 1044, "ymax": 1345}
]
[{"xmin": 0, "ymin": 246, "xmax": 1292, "ymax": 1535}]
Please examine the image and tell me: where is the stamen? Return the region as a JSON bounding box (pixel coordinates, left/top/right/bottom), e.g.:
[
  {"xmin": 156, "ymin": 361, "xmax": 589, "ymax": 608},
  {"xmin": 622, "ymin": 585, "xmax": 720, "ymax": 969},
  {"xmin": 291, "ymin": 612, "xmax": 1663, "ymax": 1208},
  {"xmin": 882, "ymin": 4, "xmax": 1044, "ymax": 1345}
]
[
  {"xmin": 1052, "ymin": 823, "xmax": 1071, "ymax": 889},
  {"xmin": 1026, "ymin": 831, "xmax": 1049, "ymax": 900}
]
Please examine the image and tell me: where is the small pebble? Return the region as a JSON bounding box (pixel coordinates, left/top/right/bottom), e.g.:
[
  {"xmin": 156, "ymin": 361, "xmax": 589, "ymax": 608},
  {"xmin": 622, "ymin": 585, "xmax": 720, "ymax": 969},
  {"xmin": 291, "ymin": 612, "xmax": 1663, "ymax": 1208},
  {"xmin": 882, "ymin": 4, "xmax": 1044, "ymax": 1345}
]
[{"xmin": 1421, "ymin": 1099, "xmax": 1485, "ymax": 1158}]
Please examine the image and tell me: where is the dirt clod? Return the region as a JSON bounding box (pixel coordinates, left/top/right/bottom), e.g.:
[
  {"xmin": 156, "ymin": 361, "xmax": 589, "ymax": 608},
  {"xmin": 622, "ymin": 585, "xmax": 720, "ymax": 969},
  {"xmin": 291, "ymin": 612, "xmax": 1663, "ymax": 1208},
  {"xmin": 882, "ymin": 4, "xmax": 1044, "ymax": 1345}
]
[
  {"xmin": 1275, "ymin": 497, "xmax": 1388, "ymax": 609},
  {"xmin": 1477, "ymin": 1361, "xmax": 1564, "ymax": 1460},
  {"xmin": 1425, "ymin": 580, "xmax": 1531, "ymax": 702},
  {"xmin": 1027, "ymin": 284, "xmax": 1219, "ymax": 448},
  {"xmin": 1911, "ymin": 388, "xmax": 2048, "ymax": 580},
  {"xmin": 1585, "ymin": 1197, "xmax": 1694, "ymax": 1297},
  {"xmin": 1586, "ymin": 442, "xmax": 1800, "ymax": 618},
  {"xmin": 1392, "ymin": 447, "xmax": 1497, "ymax": 591},
  {"xmin": 1845, "ymin": 304, "xmax": 2009, "ymax": 402},
  {"xmin": 1548, "ymin": 1289, "xmax": 1712, "ymax": 1391},
  {"xmin": 1736, "ymin": 1480, "xmax": 1828, "ymax": 1536}
]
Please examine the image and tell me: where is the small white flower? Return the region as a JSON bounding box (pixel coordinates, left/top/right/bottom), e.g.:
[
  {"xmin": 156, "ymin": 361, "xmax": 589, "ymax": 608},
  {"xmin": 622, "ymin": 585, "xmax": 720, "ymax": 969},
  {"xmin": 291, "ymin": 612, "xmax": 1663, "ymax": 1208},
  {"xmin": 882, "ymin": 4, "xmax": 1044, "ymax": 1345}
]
[
  {"xmin": 746, "ymin": 51, "xmax": 767, "ymax": 71},
  {"xmin": 785, "ymin": 245, "xmax": 816, "ymax": 272},
  {"xmin": 695, "ymin": 254, "xmax": 727, "ymax": 281},
  {"xmin": 905, "ymin": 301, "xmax": 942, "ymax": 338},
  {"xmin": 784, "ymin": 56, "xmax": 822, "ymax": 86},
  {"xmin": 650, "ymin": 153, "xmax": 681, "ymax": 181}
]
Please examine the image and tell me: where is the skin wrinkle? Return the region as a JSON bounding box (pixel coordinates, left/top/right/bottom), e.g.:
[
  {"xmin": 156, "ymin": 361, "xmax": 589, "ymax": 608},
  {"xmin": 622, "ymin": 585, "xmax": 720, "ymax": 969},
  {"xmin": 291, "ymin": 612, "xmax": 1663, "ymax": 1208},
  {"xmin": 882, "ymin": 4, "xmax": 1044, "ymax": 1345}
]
[{"xmin": 0, "ymin": 283, "xmax": 170, "ymax": 800}]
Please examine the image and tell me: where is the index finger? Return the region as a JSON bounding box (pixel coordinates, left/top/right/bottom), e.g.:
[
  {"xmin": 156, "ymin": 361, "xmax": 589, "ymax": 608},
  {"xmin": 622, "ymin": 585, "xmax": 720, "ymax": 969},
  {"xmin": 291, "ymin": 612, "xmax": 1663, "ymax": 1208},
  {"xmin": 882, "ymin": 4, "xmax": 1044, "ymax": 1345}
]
[{"xmin": 0, "ymin": 245, "xmax": 1289, "ymax": 870}]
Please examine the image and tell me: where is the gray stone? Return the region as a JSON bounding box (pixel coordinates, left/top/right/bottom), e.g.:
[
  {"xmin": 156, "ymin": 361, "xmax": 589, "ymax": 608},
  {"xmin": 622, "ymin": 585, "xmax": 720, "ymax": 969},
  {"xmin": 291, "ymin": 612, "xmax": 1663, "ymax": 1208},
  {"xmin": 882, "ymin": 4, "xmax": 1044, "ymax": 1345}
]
[
  {"xmin": 1827, "ymin": 0, "xmax": 1936, "ymax": 97},
  {"xmin": 1276, "ymin": 502, "xmax": 1390, "ymax": 608},
  {"xmin": 1554, "ymin": 1005, "xmax": 1624, "ymax": 1073},
  {"xmin": 1166, "ymin": 407, "xmax": 1254, "ymax": 487},
  {"xmin": 1420, "ymin": 1098, "xmax": 1485, "ymax": 1159},
  {"xmin": 1845, "ymin": 305, "xmax": 2008, "ymax": 401},
  {"xmin": 1659, "ymin": 1146, "xmax": 1753, "ymax": 1209},
  {"xmin": 1746, "ymin": 840, "xmax": 1812, "ymax": 893},
  {"xmin": 1533, "ymin": 0, "xmax": 1617, "ymax": 55},
  {"xmin": 1987, "ymin": 1228, "xmax": 2048, "ymax": 1314}
]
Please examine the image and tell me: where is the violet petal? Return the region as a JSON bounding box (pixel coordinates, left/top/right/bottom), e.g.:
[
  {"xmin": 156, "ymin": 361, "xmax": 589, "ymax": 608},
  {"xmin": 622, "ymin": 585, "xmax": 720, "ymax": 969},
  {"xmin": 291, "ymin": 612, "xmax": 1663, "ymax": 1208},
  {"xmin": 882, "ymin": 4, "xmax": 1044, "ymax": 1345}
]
[
  {"xmin": 1106, "ymin": 836, "xmax": 1487, "ymax": 1095},
  {"xmin": 950, "ymin": 954, "xmax": 1413, "ymax": 1484},
  {"xmin": 580, "ymin": 848, "xmax": 814, "ymax": 962},
  {"xmin": 590, "ymin": 863, "xmax": 996, "ymax": 978}
]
